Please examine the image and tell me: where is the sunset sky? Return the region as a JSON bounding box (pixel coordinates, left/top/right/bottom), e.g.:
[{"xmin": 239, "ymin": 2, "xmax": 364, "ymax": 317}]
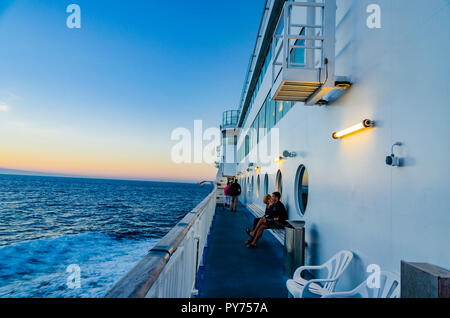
[{"xmin": 0, "ymin": 0, "xmax": 264, "ymax": 182}]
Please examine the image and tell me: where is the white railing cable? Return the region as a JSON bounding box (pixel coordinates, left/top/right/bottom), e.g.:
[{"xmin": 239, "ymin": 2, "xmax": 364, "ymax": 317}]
[{"xmin": 104, "ymin": 187, "xmax": 217, "ymax": 298}]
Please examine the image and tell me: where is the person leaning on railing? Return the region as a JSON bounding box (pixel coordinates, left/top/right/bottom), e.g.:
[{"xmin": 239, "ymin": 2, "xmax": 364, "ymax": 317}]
[{"xmin": 245, "ymin": 192, "xmax": 287, "ymax": 248}]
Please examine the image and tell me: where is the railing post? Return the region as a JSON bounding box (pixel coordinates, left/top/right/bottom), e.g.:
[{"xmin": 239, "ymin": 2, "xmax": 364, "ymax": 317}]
[
  {"xmin": 283, "ymin": 3, "xmax": 289, "ymax": 69},
  {"xmin": 191, "ymin": 235, "xmax": 201, "ymax": 297},
  {"xmin": 322, "ymin": 0, "xmax": 336, "ymax": 85}
]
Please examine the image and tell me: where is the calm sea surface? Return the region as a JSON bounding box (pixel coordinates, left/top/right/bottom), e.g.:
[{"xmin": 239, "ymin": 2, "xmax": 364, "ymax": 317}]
[{"xmin": 0, "ymin": 174, "xmax": 213, "ymax": 298}]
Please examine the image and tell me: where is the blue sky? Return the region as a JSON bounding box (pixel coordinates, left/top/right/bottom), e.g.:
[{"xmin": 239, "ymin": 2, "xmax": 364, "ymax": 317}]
[{"xmin": 0, "ymin": 0, "xmax": 264, "ymax": 181}]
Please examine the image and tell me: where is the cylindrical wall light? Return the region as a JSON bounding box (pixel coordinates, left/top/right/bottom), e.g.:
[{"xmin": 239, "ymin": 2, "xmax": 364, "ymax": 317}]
[{"xmin": 332, "ymin": 119, "xmax": 374, "ymax": 139}]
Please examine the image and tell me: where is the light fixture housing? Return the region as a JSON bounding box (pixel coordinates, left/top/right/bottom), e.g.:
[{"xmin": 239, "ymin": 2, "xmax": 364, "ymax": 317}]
[
  {"xmin": 283, "ymin": 150, "xmax": 297, "ymax": 158},
  {"xmin": 332, "ymin": 119, "xmax": 374, "ymax": 139},
  {"xmin": 274, "ymin": 156, "xmax": 285, "ymax": 163}
]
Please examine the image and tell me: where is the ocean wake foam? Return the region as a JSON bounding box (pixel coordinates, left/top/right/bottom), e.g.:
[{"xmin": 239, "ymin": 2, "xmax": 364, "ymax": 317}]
[{"xmin": 0, "ymin": 233, "xmax": 158, "ymax": 298}]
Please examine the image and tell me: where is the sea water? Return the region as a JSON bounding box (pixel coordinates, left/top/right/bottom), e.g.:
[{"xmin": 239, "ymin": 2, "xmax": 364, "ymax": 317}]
[{"xmin": 0, "ymin": 174, "xmax": 212, "ymax": 298}]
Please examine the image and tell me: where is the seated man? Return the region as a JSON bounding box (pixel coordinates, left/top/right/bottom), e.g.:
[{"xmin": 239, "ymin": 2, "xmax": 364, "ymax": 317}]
[{"xmin": 245, "ymin": 192, "xmax": 288, "ymax": 248}]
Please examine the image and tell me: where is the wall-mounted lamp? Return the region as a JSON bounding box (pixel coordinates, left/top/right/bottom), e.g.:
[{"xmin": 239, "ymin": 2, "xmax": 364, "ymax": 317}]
[
  {"xmin": 332, "ymin": 119, "xmax": 374, "ymax": 139},
  {"xmin": 274, "ymin": 156, "xmax": 285, "ymax": 163},
  {"xmin": 254, "ymin": 166, "xmax": 260, "ymax": 172},
  {"xmin": 283, "ymin": 150, "xmax": 297, "ymax": 158},
  {"xmin": 386, "ymin": 142, "xmax": 403, "ymax": 167}
]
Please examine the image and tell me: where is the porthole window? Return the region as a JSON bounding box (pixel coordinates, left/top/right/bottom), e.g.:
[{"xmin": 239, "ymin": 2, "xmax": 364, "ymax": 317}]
[
  {"xmin": 256, "ymin": 175, "xmax": 260, "ymax": 198},
  {"xmin": 264, "ymin": 174, "xmax": 269, "ymax": 195},
  {"xmin": 295, "ymin": 165, "xmax": 309, "ymax": 215},
  {"xmin": 276, "ymin": 170, "xmax": 283, "ymax": 196}
]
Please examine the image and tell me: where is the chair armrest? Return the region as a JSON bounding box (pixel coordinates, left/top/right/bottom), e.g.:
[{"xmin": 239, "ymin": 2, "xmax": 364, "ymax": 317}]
[
  {"xmin": 293, "ymin": 265, "xmax": 327, "ymax": 280},
  {"xmin": 301, "ymin": 278, "xmax": 338, "ymax": 298},
  {"xmin": 321, "ymin": 290, "xmax": 357, "ymax": 298}
]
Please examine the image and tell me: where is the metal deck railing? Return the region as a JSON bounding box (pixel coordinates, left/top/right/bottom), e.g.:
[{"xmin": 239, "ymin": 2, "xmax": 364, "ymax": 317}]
[{"xmin": 105, "ymin": 188, "xmax": 217, "ymax": 298}]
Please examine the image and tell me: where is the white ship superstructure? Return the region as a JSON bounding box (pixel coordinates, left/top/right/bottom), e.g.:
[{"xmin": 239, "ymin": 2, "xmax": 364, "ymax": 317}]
[{"xmin": 220, "ymin": 0, "xmax": 450, "ymax": 291}]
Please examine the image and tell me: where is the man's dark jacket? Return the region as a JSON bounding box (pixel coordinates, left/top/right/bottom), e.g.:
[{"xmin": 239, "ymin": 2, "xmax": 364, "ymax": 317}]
[{"xmin": 228, "ymin": 183, "xmax": 241, "ymax": 196}]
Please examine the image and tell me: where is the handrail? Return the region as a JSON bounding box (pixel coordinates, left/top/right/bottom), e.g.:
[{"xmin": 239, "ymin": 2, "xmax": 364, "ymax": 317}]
[{"xmin": 105, "ymin": 187, "xmax": 217, "ymax": 298}]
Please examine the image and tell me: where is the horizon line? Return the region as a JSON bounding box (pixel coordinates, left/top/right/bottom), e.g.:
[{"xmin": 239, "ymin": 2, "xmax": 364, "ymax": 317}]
[{"xmin": 0, "ymin": 168, "xmax": 214, "ymax": 185}]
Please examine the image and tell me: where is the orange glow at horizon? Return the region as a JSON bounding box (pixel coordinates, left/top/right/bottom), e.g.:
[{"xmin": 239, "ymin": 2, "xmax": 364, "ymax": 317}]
[{"xmin": 0, "ymin": 148, "xmax": 217, "ymax": 182}]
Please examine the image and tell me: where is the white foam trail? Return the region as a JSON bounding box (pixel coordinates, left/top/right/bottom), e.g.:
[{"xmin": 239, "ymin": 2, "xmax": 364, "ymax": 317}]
[{"xmin": 0, "ymin": 233, "xmax": 158, "ymax": 298}]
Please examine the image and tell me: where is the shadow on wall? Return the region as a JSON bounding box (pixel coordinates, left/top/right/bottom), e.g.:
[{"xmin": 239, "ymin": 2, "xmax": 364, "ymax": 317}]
[
  {"xmin": 336, "ymin": 253, "xmax": 367, "ymax": 291},
  {"xmin": 306, "ymin": 224, "xmax": 367, "ymax": 291},
  {"xmin": 306, "ymin": 224, "xmax": 320, "ymax": 266}
]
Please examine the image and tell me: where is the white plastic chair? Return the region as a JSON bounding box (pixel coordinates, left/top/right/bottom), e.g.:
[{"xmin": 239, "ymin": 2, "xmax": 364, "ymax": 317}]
[
  {"xmin": 286, "ymin": 250, "xmax": 353, "ymax": 298},
  {"xmin": 322, "ymin": 271, "xmax": 400, "ymax": 298}
]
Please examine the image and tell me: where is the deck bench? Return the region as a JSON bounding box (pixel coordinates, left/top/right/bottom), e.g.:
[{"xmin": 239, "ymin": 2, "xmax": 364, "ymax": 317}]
[{"xmin": 246, "ymin": 204, "xmax": 286, "ymax": 245}]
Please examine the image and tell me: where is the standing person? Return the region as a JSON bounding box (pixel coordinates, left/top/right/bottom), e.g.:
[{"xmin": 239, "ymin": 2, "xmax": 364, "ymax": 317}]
[
  {"xmin": 229, "ymin": 179, "xmax": 242, "ymax": 212},
  {"xmin": 224, "ymin": 181, "xmax": 232, "ymax": 209},
  {"xmin": 245, "ymin": 192, "xmax": 288, "ymax": 248}
]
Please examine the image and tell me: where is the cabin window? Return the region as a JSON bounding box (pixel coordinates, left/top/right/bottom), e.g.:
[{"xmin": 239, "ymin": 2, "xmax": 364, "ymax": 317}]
[
  {"xmin": 245, "ymin": 135, "xmax": 250, "ymax": 157},
  {"xmin": 276, "ymin": 170, "xmax": 283, "ymax": 196},
  {"xmin": 295, "ymin": 165, "xmax": 309, "ymax": 215},
  {"xmin": 251, "ymin": 176, "xmax": 254, "ymax": 194},
  {"xmin": 264, "ymin": 173, "xmax": 269, "ymax": 195},
  {"xmin": 266, "ymin": 98, "xmax": 276, "ymax": 132},
  {"xmin": 259, "ymin": 104, "xmax": 266, "ymax": 140},
  {"xmin": 290, "ymin": 28, "xmax": 306, "ymax": 65},
  {"xmin": 276, "ymin": 101, "xmax": 283, "ymax": 124}
]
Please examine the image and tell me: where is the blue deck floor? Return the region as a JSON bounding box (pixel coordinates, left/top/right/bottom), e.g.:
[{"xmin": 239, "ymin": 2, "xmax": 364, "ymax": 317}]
[{"xmin": 198, "ymin": 203, "xmax": 289, "ymax": 298}]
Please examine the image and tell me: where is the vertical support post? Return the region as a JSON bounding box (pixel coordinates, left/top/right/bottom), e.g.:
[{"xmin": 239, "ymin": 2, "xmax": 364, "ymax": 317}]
[
  {"xmin": 191, "ymin": 235, "xmax": 200, "ymax": 297},
  {"xmin": 272, "ymin": 28, "xmax": 276, "ymax": 85},
  {"xmin": 322, "ymin": 0, "xmax": 336, "ymax": 86},
  {"xmin": 306, "ymin": 0, "xmax": 316, "ymax": 69},
  {"xmin": 283, "ymin": 3, "xmax": 289, "ymax": 69}
]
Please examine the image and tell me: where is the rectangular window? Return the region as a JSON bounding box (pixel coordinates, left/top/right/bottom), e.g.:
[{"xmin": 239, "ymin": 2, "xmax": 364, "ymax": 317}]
[
  {"xmin": 276, "ymin": 101, "xmax": 284, "ymax": 124},
  {"xmin": 259, "ymin": 103, "xmax": 266, "ymax": 140},
  {"xmin": 254, "ymin": 113, "xmax": 259, "ymax": 145},
  {"xmin": 245, "ymin": 135, "xmax": 250, "ymax": 157},
  {"xmin": 284, "ymin": 101, "xmax": 292, "ymax": 117},
  {"xmin": 290, "ymin": 28, "xmax": 306, "ymax": 66},
  {"xmin": 266, "ymin": 97, "xmax": 275, "ymax": 132}
]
